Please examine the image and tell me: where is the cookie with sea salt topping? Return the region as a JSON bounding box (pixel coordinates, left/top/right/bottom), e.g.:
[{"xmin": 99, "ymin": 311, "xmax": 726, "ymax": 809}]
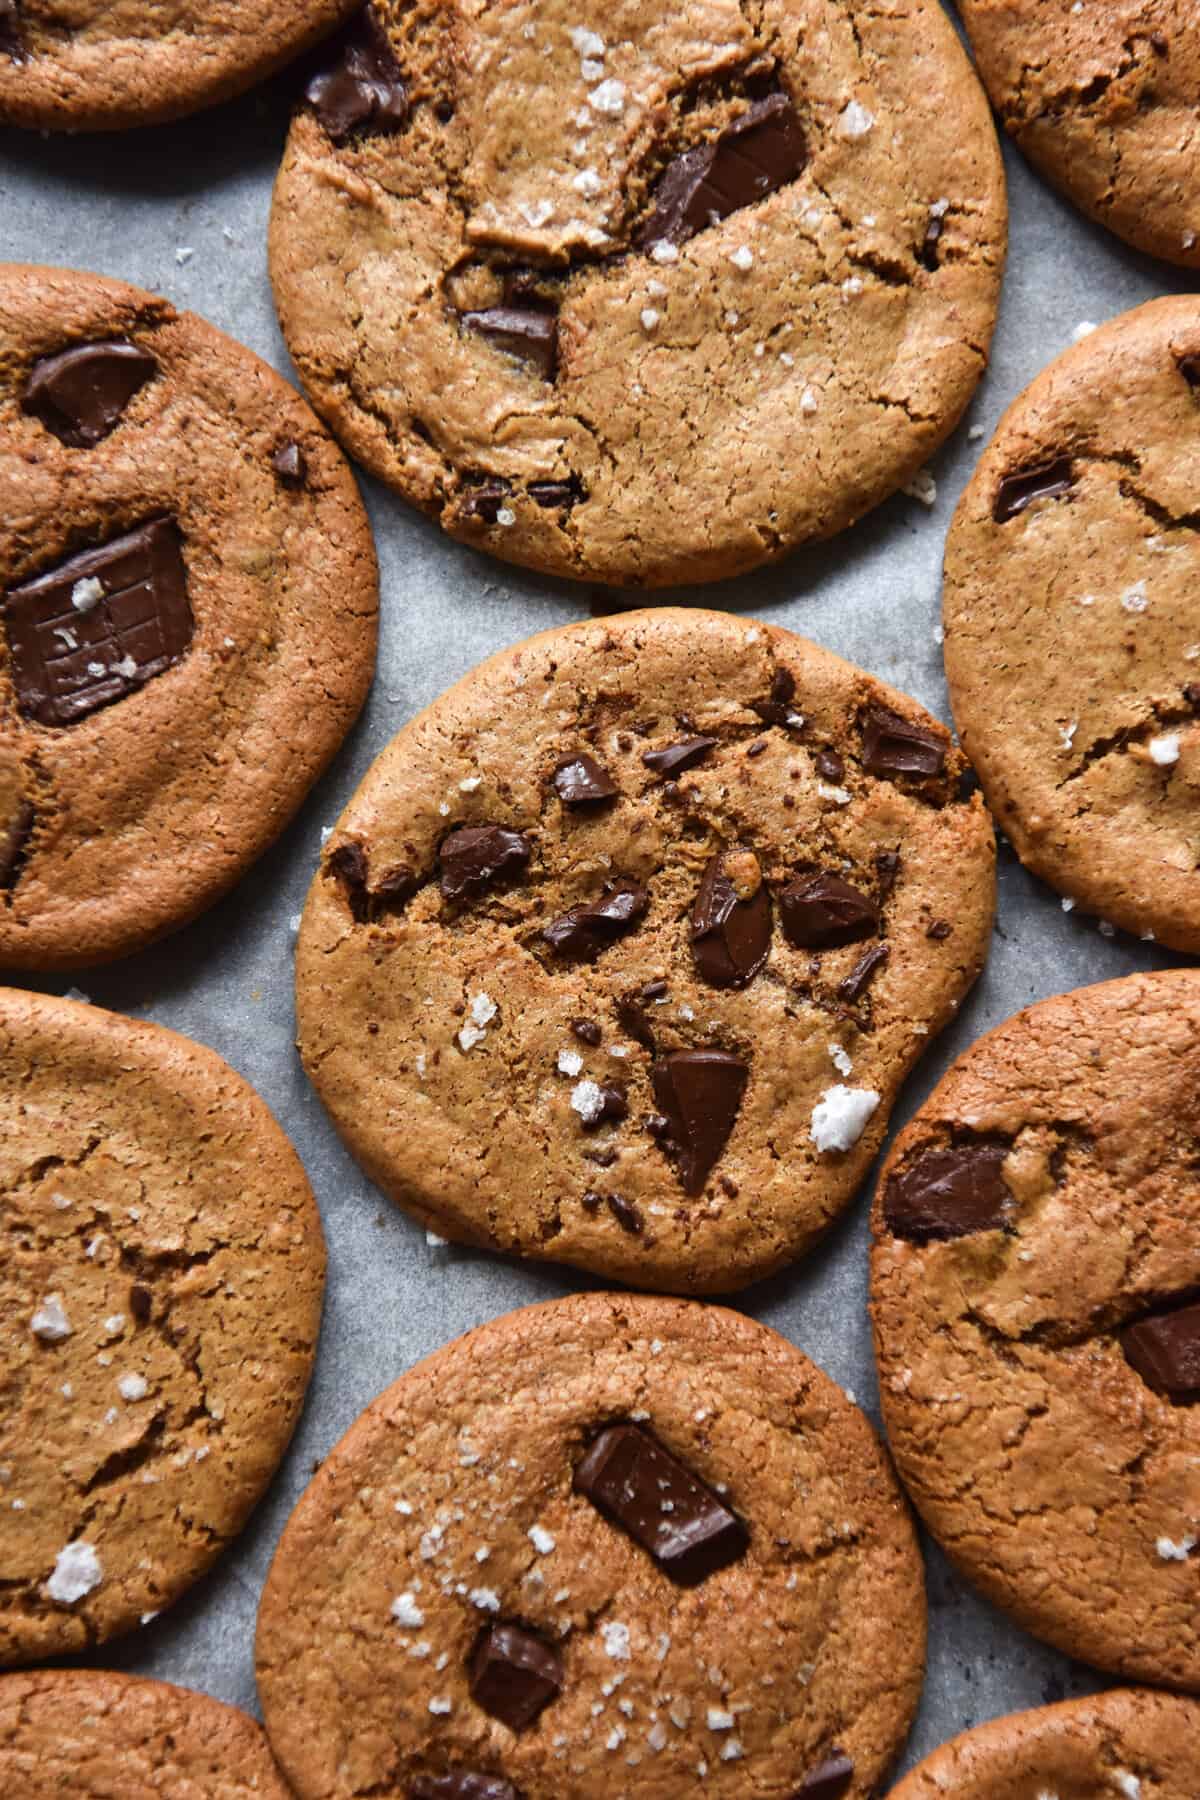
[
  {"xmin": 0, "ymin": 0, "xmax": 360, "ymax": 131},
  {"xmin": 0, "ymin": 1669, "xmax": 292, "ymax": 1796},
  {"xmin": 870, "ymin": 970, "xmax": 1200, "ymax": 1690},
  {"xmin": 0, "ymin": 264, "xmax": 377, "ymax": 970},
  {"xmin": 885, "ymin": 1689, "xmax": 1200, "ymax": 1800},
  {"xmin": 296, "ymin": 607, "xmax": 994, "ymax": 1294},
  {"xmin": 256, "ymin": 1292, "xmax": 926, "ymax": 1800},
  {"xmin": 943, "ymin": 297, "xmax": 1200, "ymax": 951},
  {"xmin": 0, "ymin": 986, "xmax": 325, "ymax": 1667},
  {"xmin": 268, "ymin": 0, "xmax": 1006, "ymax": 586}
]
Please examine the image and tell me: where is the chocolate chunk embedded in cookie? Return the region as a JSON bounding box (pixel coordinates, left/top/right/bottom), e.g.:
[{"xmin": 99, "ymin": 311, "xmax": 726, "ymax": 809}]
[{"xmin": 296, "ymin": 608, "xmax": 994, "ymax": 1293}]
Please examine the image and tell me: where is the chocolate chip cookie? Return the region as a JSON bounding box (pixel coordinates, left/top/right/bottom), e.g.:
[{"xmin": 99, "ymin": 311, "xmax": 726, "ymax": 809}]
[
  {"xmin": 0, "ymin": 986, "xmax": 325, "ymax": 1667},
  {"xmin": 256, "ymin": 1292, "xmax": 926, "ymax": 1800},
  {"xmin": 1, "ymin": 264, "xmax": 377, "ymax": 970},
  {"xmin": 959, "ymin": 1, "xmax": 1199, "ymax": 269},
  {"xmin": 268, "ymin": 0, "xmax": 1006, "ymax": 586},
  {"xmin": 0, "ymin": 1668, "xmax": 292, "ymax": 1796},
  {"xmin": 871, "ymin": 970, "xmax": 1200, "ymax": 1690},
  {"xmin": 0, "ymin": 1, "xmax": 360, "ymax": 132},
  {"xmin": 944, "ymin": 296, "xmax": 1200, "ymax": 951},
  {"xmin": 297, "ymin": 607, "xmax": 995, "ymax": 1294}
]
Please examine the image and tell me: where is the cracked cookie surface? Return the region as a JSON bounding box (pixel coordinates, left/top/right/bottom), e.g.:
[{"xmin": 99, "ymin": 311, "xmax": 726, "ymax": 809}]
[
  {"xmin": 0, "ymin": 1668, "xmax": 292, "ymax": 1796},
  {"xmin": 944, "ymin": 297, "xmax": 1200, "ymax": 951},
  {"xmin": 268, "ymin": 0, "xmax": 1006, "ymax": 587},
  {"xmin": 256, "ymin": 1292, "xmax": 926, "ymax": 1800},
  {"xmin": 885, "ymin": 1687, "xmax": 1200, "ymax": 1800},
  {"xmin": 0, "ymin": 264, "xmax": 378, "ymax": 970},
  {"xmin": 297, "ymin": 607, "xmax": 995, "ymax": 1294},
  {"xmin": 0, "ymin": 987, "xmax": 326, "ymax": 1667},
  {"xmin": 959, "ymin": 0, "xmax": 1199, "ymax": 269},
  {"xmin": 870, "ymin": 970, "xmax": 1200, "ymax": 1690},
  {"xmin": 0, "ymin": 0, "xmax": 360, "ymax": 132}
]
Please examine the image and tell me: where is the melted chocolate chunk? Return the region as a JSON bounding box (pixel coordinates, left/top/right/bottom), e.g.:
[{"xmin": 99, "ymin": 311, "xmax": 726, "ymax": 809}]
[
  {"xmin": 439, "ymin": 824, "xmax": 531, "ymax": 902},
  {"xmin": 542, "ymin": 880, "xmax": 648, "ymax": 960},
  {"xmin": 462, "ymin": 478, "xmax": 511, "ymax": 525},
  {"xmin": 794, "ymin": 1750, "xmax": 854, "ymax": 1800},
  {"xmin": 616, "ymin": 992, "xmax": 657, "ymax": 1048},
  {"xmin": 468, "ymin": 1623, "xmax": 562, "ymax": 1731},
  {"xmin": 779, "ymin": 872, "xmax": 878, "ymax": 950},
  {"xmin": 574, "ymin": 1421, "xmax": 748, "ymax": 1584},
  {"xmin": 993, "ymin": 456, "xmax": 1075, "ymax": 524},
  {"xmin": 691, "ymin": 850, "xmax": 771, "ymax": 988},
  {"xmin": 553, "ymin": 752, "xmax": 618, "ymax": 807},
  {"xmin": 642, "ymin": 735, "xmax": 718, "ymax": 778},
  {"xmin": 129, "ymin": 1284, "xmax": 153, "ymax": 1323},
  {"xmin": 528, "ymin": 476, "xmax": 584, "ymax": 510},
  {"xmin": 22, "ymin": 340, "xmax": 157, "ymax": 448},
  {"xmin": 272, "ymin": 441, "xmax": 308, "ymax": 488},
  {"xmin": 306, "ymin": 6, "xmax": 409, "ymax": 141},
  {"xmin": 838, "ymin": 940, "xmax": 889, "ymax": 1002},
  {"xmin": 883, "ymin": 1140, "xmax": 1010, "ymax": 1243},
  {"xmin": 4, "ymin": 519, "xmax": 192, "ymax": 728},
  {"xmin": 570, "ymin": 1017, "xmax": 602, "ymax": 1045},
  {"xmin": 752, "ymin": 665, "xmax": 800, "ymax": 726},
  {"xmin": 862, "ymin": 705, "xmax": 947, "ymax": 778},
  {"xmin": 461, "ymin": 307, "xmax": 557, "ymax": 381},
  {"xmin": 639, "ymin": 91, "xmax": 806, "ymax": 248},
  {"xmin": 583, "ymin": 1084, "xmax": 629, "ymax": 1132},
  {"xmin": 606, "ymin": 1192, "xmax": 643, "ymax": 1234},
  {"xmin": 0, "ymin": 798, "xmax": 33, "ymax": 892},
  {"xmin": 328, "ymin": 840, "xmax": 415, "ymax": 921},
  {"xmin": 411, "ymin": 1777, "xmax": 517, "ymax": 1800},
  {"xmin": 651, "ymin": 1048, "xmax": 747, "ymax": 1195},
  {"xmin": 1121, "ymin": 1299, "xmax": 1200, "ymax": 1402},
  {"xmin": 918, "ymin": 209, "xmax": 944, "ymax": 271}
]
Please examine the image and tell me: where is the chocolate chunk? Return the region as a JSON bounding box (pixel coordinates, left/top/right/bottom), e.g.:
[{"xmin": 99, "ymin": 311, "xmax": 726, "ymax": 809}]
[
  {"xmin": 862, "ymin": 705, "xmax": 947, "ymax": 778},
  {"xmin": 528, "ymin": 477, "xmax": 584, "ymax": 510},
  {"xmin": 329, "ymin": 840, "xmax": 415, "ymax": 920},
  {"xmin": 581, "ymin": 1188, "xmax": 603, "ymax": 1210},
  {"xmin": 616, "ymin": 993, "xmax": 656, "ymax": 1048},
  {"xmin": 0, "ymin": 798, "xmax": 33, "ymax": 892},
  {"xmin": 779, "ymin": 872, "xmax": 878, "ymax": 950},
  {"xmin": 926, "ymin": 918, "xmax": 952, "ymax": 940},
  {"xmin": 574, "ymin": 1421, "xmax": 748, "ymax": 1584},
  {"xmin": 553, "ymin": 753, "xmax": 618, "ymax": 807},
  {"xmin": 1179, "ymin": 356, "xmax": 1200, "ymax": 390},
  {"xmin": 272, "ymin": 442, "xmax": 308, "ymax": 488},
  {"xmin": 640, "ymin": 978, "xmax": 668, "ymax": 1001},
  {"xmin": 883, "ymin": 1140, "xmax": 1010, "ymax": 1243},
  {"xmin": 129, "ymin": 1284, "xmax": 153, "ymax": 1323},
  {"xmin": 993, "ymin": 456, "xmax": 1075, "ymax": 524},
  {"xmin": 639, "ymin": 92, "xmax": 806, "ymax": 248},
  {"xmin": 0, "ymin": 2, "xmax": 26, "ymax": 62},
  {"xmin": 461, "ymin": 307, "xmax": 557, "ymax": 381},
  {"xmin": 462, "ymin": 478, "xmax": 512, "ymax": 525},
  {"xmin": 542, "ymin": 880, "xmax": 648, "ymax": 960},
  {"xmin": 606, "ymin": 1193, "xmax": 642, "ymax": 1234},
  {"xmin": 875, "ymin": 848, "xmax": 902, "ymax": 894},
  {"xmin": 411, "ymin": 1777, "xmax": 518, "ymax": 1800},
  {"xmin": 439, "ymin": 824, "xmax": 531, "ymax": 902},
  {"xmin": 651, "ymin": 1049, "xmax": 747, "ymax": 1195},
  {"xmin": 3, "ymin": 518, "xmax": 192, "ymax": 728},
  {"xmin": 1121, "ymin": 1299, "xmax": 1200, "ymax": 1402},
  {"xmin": 691, "ymin": 850, "xmax": 771, "ymax": 988},
  {"xmin": 918, "ymin": 209, "xmax": 944, "ymax": 271},
  {"xmin": 22, "ymin": 340, "xmax": 157, "ymax": 448},
  {"xmin": 642, "ymin": 735, "xmax": 718, "ymax": 778},
  {"xmin": 752, "ymin": 665, "xmax": 800, "ymax": 726},
  {"xmin": 583, "ymin": 1084, "xmax": 628, "ymax": 1132},
  {"xmin": 570, "ymin": 1017, "xmax": 602, "ymax": 1046},
  {"xmin": 305, "ymin": 6, "xmax": 409, "ymax": 141},
  {"xmin": 815, "ymin": 749, "xmax": 844, "ymax": 782},
  {"xmin": 794, "ymin": 1750, "xmax": 854, "ymax": 1800},
  {"xmin": 468, "ymin": 1623, "xmax": 562, "ymax": 1731},
  {"xmin": 838, "ymin": 941, "xmax": 889, "ymax": 1002}
]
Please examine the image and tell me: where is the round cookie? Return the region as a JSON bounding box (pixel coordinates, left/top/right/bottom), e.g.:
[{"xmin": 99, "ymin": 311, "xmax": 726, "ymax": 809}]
[
  {"xmin": 0, "ymin": 1669, "xmax": 291, "ymax": 1797},
  {"xmin": 0, "ymin": 1, "xmax": 361, "ymax": 133},
  {"xmin": 297, "ymin": 607, "xmax": 995, "ymax": 1294},
  {"xmin": 256, "ymin": 1292, "xmax": 927, "ymax": 1800},
  {"xmin": 944, "ymin": 297, "xmax": 1200, "ymax": 952},
  {"xmin": 268, "ymin": 0, "xmax": 1006, "ymax": 587},
  {"xmin": 0, "ymin": 264, "xmax": 377, "ymax": 970},
  {"xmin": 886, "ymin": 1689, "xmax": 1200, "ymax": 1800},
  {"xmin": 870, "ymin": 970, "xmax": 1200, "ymax": 1691},
  {"xmin": 959, "ymin": 0, "xmax": 1200, "ymax": 270},
  {"xmin": 0, "ymin": 986, "xmax": 326, "ymax": 1667}
]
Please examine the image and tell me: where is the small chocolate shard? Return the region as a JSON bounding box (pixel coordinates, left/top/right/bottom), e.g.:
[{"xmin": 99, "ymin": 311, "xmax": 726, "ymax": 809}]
[
  {"xmin": 468, "ymin": 1623, "xmax": 562, "ymax": 1731},
  {"xmin": 3, "ymin": 518, "xmax": 192, "ymax": 728},
  {"xmin": 993, "ymin": 456, "xmax": 1075, "ymax": 524},
  {"xmin": 129, "ymin": 1284, "xmax": 153, "ymax": 1323},
  {"xmin": 642, "ymin": 735, "xmax": 718, "ymax": 778},
  {"xmin": 838, "ymin": 941, "xmax": 889, "ymax": 1002},
  {"xmin": 272, "ymin": 441, "xmax": 308, "ymax": 488},
  {"xmin": 439, "ymin": 824, "xmax": 531, "ymax": 902},
  {"xmin": 639, "ymin": 91, "xmax": 806, "ymax": 249},
  {"xmin": 752, "ymin": 665, "xmax": 800, "ymax": 726},
  {"xmin": 542, "ymin": 880, "xmax": 648, "ymax": 960},
  {"xmin": 410, "ymin": 1776, "xmax": 518, "ymax": 1800},
  {"xmin": 616, "ymin": 992, "xmax": 657, "ymax": 1048},
  {"xmin": 651, "ymin": 1048, "xmax": 747, "ymax": 1195},
  {"xmin": 583, "ymin": 1084, "xmax": 629, "ymax": 1133},
  {"xmin": 691, "ymin": 849, "xmax": 771, "ymax": 988},
  {"xmin": 570, "ymin": 1017, "xmax": 602, "ymax": 1046},
  {"xmin": 606, "ymin": 1193, "xmax": 642, "ymax": 1234},
  {"xmin": 553, "ymin": 753, "xmax": 618, "ymax": 807},
  {"xmin": 22, "ymin": 340, "xmax": 157, "ymax": 448},
  {"xmin": 794, "ymin": 1750, "xmax": 855, "ymax": 1800},
  {"xmin": 883, "ymin": 1140, "xmax": 1010, "ymax": 1243},
  {"xmin": 528, "ymin": 476, "xmax": 584, "ymax": 510},
  {"xmin": 815, "ymin": 749, "xmax": 845, "ymax": 782},
  {"xmin": 926, "ymin": 918, "xmax": 952, "ymax": 940},
  {"xmin": 461, "ymin": 478, "xmax": 512, "ymax": 525},
  {"xmin": 461, "ymin": 307, "xmax": 557, "ymax": 381},
  {"xmin": 779, "ymin": 872, "xmax": 878, "ymax": 950},
  {"xmin": 862, "ymin": 705, "xmax": 947, "ymax": 778},
  {"xmin": 1121, "ymin": 1299, "xmax": 1200, "ymax": 1402},
  {"xmin": 306, "ymin": 5, "xmax": 409, "ymax": 141},
  {"xmin": 574, "ymin": 1421, "xmax": 748, "ymax": 1584},
  {"xmin": 875, "ymin": 848, "xmax": 902, "ymax": 894},
  {"xmin": 918, "ymin": 209, "xmax": 944, "ymax": 271},
  {"xmin": 0, "ymin": 798, "xmax": 33, "ymax": 892}
]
